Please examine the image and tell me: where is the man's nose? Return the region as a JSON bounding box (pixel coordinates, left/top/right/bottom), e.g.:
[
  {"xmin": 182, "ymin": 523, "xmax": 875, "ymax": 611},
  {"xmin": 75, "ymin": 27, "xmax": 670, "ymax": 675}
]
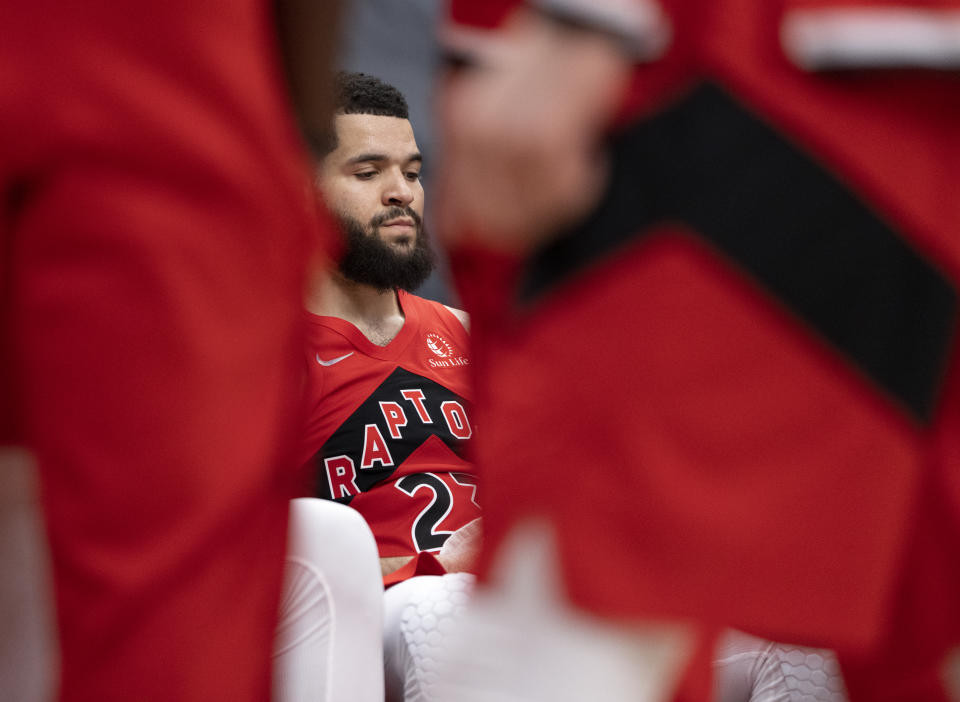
[{"xmin": 382, "ymin": 170, "xmax": 414, "ymax": 207}]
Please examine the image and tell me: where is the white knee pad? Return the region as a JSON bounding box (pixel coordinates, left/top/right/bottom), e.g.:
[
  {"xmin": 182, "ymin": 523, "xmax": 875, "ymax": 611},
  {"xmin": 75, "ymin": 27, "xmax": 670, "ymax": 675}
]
[
  {"xmin": 383, "ymin": 572, "xmax": 475, "ymax": 702},
  {"xmin": 273, "ymin": 498, "xmax": 384, "ymax": 702},
  {"xmin": 713, "ymin": 630, "xmax": 848, "ymax": 702}
]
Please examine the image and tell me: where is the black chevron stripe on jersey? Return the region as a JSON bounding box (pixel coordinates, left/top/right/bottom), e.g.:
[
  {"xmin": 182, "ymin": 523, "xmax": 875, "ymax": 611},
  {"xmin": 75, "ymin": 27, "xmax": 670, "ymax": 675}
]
[
  {"xmin": 519, "ymin": 80, "xmax": 957, "ymax": 424},
  {"xmin": 314, "ymin": 367, "xmax": 471, "ymax": 503}
]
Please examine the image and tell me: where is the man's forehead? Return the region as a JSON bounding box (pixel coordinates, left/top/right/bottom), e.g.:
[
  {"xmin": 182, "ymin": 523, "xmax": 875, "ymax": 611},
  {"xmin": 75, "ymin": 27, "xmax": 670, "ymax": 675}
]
[{"xmin": 332, "ymin": 113, "xmax": 419, "ymax": 159}]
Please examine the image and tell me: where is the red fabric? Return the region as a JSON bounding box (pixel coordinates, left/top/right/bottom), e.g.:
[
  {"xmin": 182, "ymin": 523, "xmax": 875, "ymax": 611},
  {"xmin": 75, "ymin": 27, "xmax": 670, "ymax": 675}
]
[
  {"xmin": 838, "ymin": 475, "xmax": 960, "ymax": 702},
  {"xmin": 301, "ymin": 291, "xmax": 478, "ymax": 560},
  {"xmin": 448, "ymin": 1, "xmax": 960, "ymax": 698},
  {"xmin": 470, "ymin": 231, "xmax": 924, "ymax": 649},
  {"xmin": 446, "ymin": 245, "xmax": 524, "ymax": 339},
  {"xmin": 671, "ymin": 628, "xmax": 720, "ymax": 702},
  {"xmin": 383, "ymin": 550, "xmax": 448, "ymax": 588},
  {"xmin": 448, "ymin": 0, "xmax": 519, "ymax": 29},
  {"xmin": 1, "ymin": 2, "xmax": 325, "ymax": 700}
]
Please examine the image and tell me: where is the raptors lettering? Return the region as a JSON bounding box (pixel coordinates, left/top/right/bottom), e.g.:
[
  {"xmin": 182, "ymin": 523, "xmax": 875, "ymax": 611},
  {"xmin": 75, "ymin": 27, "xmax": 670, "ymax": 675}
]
[{"xmin": 318, "ymin": 368, "xmax": 473, "ymax": 501}]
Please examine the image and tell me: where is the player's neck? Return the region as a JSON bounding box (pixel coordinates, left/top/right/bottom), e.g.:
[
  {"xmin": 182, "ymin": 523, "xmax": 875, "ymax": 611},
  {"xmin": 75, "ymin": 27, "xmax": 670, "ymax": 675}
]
[{"xmin": 306, "ymin": 269, "xmax": 406, "ymax": 346}]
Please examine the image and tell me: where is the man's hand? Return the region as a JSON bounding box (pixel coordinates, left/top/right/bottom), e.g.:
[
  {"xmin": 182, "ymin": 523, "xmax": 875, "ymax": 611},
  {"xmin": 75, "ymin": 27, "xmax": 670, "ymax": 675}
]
[
  {"xmin": 380, "ymin": 519, "xmax": 482, "ymax": 577},
  {"xmin": 436, "ymin": 9, "xmax": 631, "ymax": 254},
  {"xmin": 436, "ymin": 518, "xmax": 483, "ymax": 574}
]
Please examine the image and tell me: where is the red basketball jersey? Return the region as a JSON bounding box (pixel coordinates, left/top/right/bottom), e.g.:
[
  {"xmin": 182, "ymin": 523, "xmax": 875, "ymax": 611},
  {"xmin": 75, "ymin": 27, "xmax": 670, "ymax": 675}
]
[
  {"xmin": 447, "ymin": 0, "xmax": 960, "ymax": 677},
  {"xmin": 301, "ymin": 291, "xmax": 479, "ymax": 559}
]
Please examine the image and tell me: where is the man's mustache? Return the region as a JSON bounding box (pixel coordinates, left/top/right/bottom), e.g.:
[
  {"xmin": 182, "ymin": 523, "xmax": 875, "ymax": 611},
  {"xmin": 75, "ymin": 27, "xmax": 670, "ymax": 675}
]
[{"xmin": 370, "ymin": 206, "xmax": 422, "ymax": 228}]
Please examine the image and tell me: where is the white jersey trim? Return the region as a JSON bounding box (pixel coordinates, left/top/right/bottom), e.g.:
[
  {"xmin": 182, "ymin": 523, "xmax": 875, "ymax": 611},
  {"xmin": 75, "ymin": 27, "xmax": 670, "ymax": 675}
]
[
  {"xmin": 782, "ymin": 7, "xmax": 960, "ymax": 69},
  {"xmin": 531, "ymin": 0, "xmax": 672, "ymax": 61}
]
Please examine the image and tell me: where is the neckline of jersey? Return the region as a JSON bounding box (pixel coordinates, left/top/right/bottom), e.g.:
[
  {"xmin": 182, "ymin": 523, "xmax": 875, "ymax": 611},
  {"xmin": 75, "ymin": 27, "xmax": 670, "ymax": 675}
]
[{"xmin": 305, "ymin": 289, "xmax": 420, "ymax": 361}]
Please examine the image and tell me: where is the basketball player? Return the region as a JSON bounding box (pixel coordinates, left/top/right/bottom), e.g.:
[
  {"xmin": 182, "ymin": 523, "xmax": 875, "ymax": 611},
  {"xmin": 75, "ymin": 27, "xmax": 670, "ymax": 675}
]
[
  {"xmin": 273, "ymin": 68, "xmax": 849, "ymax": 702},
  {"xmin": 272, "ymin": 72, "xmax": 480, "ymax": 702},
  {"xmin": 1, "ymin": 1, "xmax": 343, "ymax": 700},
  {"xmin": 434, "ymin": 1, "xmax": 960, "ymax": 701}
]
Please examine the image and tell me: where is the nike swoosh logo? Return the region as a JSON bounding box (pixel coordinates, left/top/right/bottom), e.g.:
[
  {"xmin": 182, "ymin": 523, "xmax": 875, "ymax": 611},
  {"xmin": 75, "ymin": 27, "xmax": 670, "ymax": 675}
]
[{"xmin": 316, "ymin": 351, "xmax": 354, "ymax": 367}]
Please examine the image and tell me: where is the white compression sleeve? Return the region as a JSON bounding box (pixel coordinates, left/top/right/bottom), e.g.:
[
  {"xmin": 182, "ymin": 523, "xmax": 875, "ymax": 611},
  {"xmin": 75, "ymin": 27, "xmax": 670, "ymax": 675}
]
[
  {"xmin": 272, "ymin": 498, "xmax": 384, "ymax": 702},
  {"xmin": 713, "ymin": 630, "xmax": 848, "ymax": 702},
  {"xmin": 383, "ymin": 572, "xmax": 476, "ymax": 702}
]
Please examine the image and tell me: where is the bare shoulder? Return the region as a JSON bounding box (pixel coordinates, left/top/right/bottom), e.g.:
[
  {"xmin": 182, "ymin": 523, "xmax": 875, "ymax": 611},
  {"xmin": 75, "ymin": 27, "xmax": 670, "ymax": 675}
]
[{"xmin": 443, "ymin": 304, "xmax": 470, "ymax": 333}]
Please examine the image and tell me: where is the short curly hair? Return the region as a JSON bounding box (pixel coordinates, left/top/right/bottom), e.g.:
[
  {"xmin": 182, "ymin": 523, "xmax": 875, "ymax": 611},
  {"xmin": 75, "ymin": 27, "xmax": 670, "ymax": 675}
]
[
  {"xmin": 335, "ymin": 71, "xmax": 409, "ymax": 119},
  {"xmin": 320, "ymin": 72, "xmax": 410, "ymax": 154}
]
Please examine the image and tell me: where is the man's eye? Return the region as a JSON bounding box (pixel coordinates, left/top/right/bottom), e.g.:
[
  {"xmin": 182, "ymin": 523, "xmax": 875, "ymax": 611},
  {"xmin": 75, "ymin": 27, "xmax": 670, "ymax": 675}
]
[
  {"xmin": 406, "ymin": 171, "xmax": 421, "ymax": 181},
  {"xmin": 355, "ymin": 171, "xmax": 376, "ymax": 180}
]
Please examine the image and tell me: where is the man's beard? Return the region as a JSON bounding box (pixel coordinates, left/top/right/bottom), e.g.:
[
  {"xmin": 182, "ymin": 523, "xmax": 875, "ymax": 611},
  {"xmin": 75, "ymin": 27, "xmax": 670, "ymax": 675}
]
[{"xmin": 336, "ymin": 206, "xmax": 436, "ymax": 293}]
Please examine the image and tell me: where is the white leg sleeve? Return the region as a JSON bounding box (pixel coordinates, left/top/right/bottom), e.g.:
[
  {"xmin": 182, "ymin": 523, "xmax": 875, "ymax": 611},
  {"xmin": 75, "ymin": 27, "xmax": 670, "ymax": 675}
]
[
  {"xmin": 383, "ymin": 572, "xmax": 476, "ymax": 702},
  {"xmin": 713, "ymin": 630, "xmax": 848, "ymax": 702},
  {"xmin": 272, "ymin": 498, "xmax": 384, "ymax": 702}
]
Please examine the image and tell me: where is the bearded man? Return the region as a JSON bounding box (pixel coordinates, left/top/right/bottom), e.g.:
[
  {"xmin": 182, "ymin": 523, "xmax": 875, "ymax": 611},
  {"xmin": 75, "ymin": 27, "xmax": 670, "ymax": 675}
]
[{"xmin": 272, "ymin": 72, "xmax": 480, "ymax": 702}]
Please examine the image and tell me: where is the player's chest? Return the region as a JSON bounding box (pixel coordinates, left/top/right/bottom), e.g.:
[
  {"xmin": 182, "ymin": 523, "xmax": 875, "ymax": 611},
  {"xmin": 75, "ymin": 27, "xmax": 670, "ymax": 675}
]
[
  {"xmin": 305, "ymin": 323, "xmax": 473, "ymax": 460},
  {"xmin": 319, "ymin": 362, "xmax": 473, "ymax": 456}
]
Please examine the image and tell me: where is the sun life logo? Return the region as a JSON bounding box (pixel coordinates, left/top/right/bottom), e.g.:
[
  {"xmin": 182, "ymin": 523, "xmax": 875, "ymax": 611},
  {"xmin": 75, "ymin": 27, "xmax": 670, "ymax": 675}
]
[{"xmin": 426, "ymin": 332, "xmax": 455, "ymax": 359}]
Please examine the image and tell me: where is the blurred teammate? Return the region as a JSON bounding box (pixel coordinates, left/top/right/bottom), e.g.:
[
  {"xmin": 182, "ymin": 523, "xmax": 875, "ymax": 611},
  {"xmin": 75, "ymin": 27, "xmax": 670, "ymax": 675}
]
[
  {"xmin": 1, "ymin": 2, "xmax": 340, "ymax": 699},
  {"xmin": 274, "ymin": 68, "xmax": 846, "ymax": 702},
  {"xmin": 272, "ymin": 72, "xmax": 480, "ymax": 702},
  {"xmin": 435, "ymin": 1, "xmax": 960, "ymax": 701}
]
